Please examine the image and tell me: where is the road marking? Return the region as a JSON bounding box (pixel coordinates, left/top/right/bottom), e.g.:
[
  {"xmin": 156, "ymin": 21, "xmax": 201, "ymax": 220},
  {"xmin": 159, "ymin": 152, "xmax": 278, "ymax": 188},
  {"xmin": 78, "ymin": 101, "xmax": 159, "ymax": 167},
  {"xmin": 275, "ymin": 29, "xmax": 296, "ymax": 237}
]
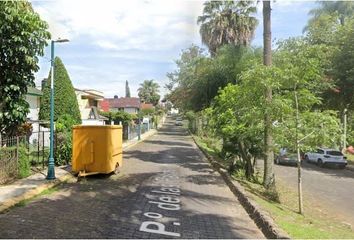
[{"xmin": 139, "ymin": 169, "xmax": 181, "ymax": 237}]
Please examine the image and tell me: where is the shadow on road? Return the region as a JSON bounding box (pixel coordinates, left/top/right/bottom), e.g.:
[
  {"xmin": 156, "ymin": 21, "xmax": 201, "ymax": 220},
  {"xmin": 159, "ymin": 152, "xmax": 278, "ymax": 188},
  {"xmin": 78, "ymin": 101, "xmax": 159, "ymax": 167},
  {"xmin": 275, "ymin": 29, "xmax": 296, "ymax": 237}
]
[
  {"xmin": 0, "ymin": 171, "xmax": 258, "ymax": 239},
  {"xmin": 300, "ymin": 161, "xmax": 354, "ymax": 180}
]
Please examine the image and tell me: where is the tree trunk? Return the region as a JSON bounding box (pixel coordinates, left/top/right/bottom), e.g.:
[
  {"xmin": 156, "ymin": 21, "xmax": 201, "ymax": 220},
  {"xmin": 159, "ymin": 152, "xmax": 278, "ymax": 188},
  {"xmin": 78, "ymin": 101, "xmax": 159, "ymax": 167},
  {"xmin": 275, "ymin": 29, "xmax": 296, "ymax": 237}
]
[
  {"xmin": 238, "ymin": 141, "xmax": 254, "ymax": 179},
  {"xmin": 263, "ymin": 0, "xmax": 275, "ymax": 188}
]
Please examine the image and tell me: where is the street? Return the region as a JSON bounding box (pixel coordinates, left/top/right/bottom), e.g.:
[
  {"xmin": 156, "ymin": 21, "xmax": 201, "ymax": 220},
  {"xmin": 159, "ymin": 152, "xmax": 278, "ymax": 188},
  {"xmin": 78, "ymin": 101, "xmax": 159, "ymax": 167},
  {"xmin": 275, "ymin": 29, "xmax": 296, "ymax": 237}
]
[
  {"xmin": 274, "ymin": 161, "xmax": 354, "ymax": 227},
  {"xmin": 0, "ymin": 119, "xmax": 263, "ymax": 239}
]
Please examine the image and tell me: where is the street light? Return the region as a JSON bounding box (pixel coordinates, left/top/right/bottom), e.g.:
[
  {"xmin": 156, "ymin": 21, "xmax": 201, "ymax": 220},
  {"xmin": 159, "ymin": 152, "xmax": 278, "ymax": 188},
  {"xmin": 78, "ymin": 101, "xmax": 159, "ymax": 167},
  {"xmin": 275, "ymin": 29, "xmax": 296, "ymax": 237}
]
[{"xmin": 46, "ymin": 38, "xmax": 69, "ymax": 180}]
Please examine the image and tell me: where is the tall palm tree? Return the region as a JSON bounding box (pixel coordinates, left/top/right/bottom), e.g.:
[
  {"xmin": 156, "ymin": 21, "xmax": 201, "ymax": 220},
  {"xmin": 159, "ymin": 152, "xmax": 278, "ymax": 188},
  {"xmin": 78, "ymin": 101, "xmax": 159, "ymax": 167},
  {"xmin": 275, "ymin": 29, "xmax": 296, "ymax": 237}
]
[
  {"xmin": 307, "ymin": 1, "xmax": 354, "ymax": 26},
  {"xmin": 197, "ymin": 1, "xmax": 258, "ymax": 56},
  {"xmin": 138, "ymin": 80, "xmax": 160, "ymax": 106},
  {"xmin": 263, "ymin": 0, "xmax": 274, "ymax": 189}
]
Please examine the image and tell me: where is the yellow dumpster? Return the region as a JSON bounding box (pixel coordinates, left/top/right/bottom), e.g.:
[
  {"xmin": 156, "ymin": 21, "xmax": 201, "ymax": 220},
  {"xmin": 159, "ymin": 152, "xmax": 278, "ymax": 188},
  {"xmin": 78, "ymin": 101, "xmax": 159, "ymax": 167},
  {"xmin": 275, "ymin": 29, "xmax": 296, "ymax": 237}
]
[{"xmin": 72, "ymin": 125, "xmax": 123, "ymax": 177}]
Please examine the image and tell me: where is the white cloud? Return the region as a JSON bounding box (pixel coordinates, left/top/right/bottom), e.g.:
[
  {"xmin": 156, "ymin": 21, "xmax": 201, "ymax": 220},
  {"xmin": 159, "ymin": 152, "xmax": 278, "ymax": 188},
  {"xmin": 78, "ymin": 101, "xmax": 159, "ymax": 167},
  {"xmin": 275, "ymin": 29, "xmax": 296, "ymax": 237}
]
[{"xmin": 32, "ymin": 0, "xmax": 204, "ymax": 50}]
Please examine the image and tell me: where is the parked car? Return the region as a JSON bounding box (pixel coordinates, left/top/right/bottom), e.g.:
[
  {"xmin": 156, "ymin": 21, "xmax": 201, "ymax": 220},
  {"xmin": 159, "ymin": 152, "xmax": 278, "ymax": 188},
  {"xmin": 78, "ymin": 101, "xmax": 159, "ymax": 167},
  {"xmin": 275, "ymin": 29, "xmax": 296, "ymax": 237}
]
[
  {"xmin": 175, "ymin": 117, "xmax": 183, "ymax": 126},
  {"xmin": 275, "ymin": 153, "xmax": 299, "ymax": 166},
  {"xmin": 304, "ymin": 148, "xmax": 347, "ymax": 168}
]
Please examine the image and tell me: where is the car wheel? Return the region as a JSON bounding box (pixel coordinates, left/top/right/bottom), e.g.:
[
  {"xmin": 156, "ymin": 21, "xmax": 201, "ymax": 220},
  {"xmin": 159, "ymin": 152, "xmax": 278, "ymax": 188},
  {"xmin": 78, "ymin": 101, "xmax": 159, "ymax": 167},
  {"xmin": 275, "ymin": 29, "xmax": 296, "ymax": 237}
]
[
  {"xmin": 305, "ymin": 155, "xmax": 310, "ymax": 163},
  {"xmin": 317, "ymin": 159, "xmax": 323, "ymax": 167}
]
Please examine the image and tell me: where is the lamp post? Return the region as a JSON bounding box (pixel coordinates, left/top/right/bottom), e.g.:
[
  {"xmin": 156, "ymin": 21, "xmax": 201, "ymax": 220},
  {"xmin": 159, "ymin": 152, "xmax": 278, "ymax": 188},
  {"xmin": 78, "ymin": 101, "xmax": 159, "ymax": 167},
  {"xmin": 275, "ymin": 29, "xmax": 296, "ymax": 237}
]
[{"xmin": 46, "ymin": 38, "xmax": 69, "ymax": 180}]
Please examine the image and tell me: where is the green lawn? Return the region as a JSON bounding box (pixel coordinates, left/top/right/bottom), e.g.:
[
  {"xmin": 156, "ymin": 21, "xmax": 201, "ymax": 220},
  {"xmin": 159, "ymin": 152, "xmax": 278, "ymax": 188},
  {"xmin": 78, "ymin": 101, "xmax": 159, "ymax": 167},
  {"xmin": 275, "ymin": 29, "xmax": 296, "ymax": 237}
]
[
  {"xmin": 193, "ymin": 134, "xmax": 354, "ymax": 239},
  {"xmin": 345, "ymin": 153, "xmax": 354, "ymax": 165}
]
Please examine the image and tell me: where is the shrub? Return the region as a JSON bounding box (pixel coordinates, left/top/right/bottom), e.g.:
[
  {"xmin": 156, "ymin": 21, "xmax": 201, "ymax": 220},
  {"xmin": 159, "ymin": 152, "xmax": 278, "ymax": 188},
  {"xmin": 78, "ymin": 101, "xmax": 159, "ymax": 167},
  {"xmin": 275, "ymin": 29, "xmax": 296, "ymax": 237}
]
[
  {"xmin": 55, "ymin": 131, "xmax": 72, "ymax": 165},
  {"xmin": 54, "ymin": 114, "xmax": 75, "ymax": 165},
  {"xmin": 18, "ymin": 145, "xmax": 30, "ymax": 178},
  {"xmin": 185, "ymin": 111, "xmax": 196, "ymax": 133},
  {"xmin": 39, "ymin": 57, "xmax": 81, "ymax": 124}
]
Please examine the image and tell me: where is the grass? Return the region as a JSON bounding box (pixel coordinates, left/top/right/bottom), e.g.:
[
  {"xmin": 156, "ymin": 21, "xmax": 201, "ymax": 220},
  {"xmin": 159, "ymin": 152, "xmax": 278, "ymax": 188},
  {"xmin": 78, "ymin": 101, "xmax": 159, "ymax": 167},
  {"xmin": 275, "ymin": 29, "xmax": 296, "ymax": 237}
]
[
  {"xmin": 345, "ymin": 153, "xmax": 354, "ymax": 165},
  {"xmin": 240, "ymin": 179, "xmax": 354, "ymax": 238},
  {"xmin": 12, "ymin": 186, "xmax": 60, "ymax": 209},
  {"xmin": 193, "ymin": 133, "xmax": 354, "ymax": 239}
]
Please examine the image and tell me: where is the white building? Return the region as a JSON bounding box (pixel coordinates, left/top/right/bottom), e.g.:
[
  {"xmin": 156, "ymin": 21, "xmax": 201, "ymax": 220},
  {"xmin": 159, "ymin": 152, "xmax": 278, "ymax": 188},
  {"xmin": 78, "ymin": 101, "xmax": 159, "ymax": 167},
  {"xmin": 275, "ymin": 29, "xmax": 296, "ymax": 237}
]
[
  {"xmin": 75, "ymin": 89, "xmax": 106, "ymax": 125},
  {"xmin": 101, "ymin": 96, "xmax": 141, "ymax": 114},
  {"xmin": 25, "ymin": 87, "xmax": 50, "ymax": 145}
]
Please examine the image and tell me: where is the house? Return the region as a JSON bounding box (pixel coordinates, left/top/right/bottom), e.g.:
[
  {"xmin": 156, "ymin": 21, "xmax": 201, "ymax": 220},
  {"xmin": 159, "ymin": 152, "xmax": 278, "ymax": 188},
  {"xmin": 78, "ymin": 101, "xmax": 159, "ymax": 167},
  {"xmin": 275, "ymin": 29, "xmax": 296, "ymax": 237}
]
[
  {"xmin": 25, "ymin": 87, "xmax": 42, "ymax": 141},
  {"xmin": 100, "ymin": 96, "xmax": 141, "ymax": 114},
  {"xmin": 75, "ymin": 89, "xmax": 106, "ymax": 125}
]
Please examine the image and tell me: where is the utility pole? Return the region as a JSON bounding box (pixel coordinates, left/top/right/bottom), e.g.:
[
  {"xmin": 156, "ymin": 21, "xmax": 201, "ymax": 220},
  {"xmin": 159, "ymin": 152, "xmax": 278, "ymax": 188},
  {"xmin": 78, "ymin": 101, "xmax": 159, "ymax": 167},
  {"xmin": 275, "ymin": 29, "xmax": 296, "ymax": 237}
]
[{"xmin": 46, "ymin": 38, "xmax": 69, "ymax": 180}]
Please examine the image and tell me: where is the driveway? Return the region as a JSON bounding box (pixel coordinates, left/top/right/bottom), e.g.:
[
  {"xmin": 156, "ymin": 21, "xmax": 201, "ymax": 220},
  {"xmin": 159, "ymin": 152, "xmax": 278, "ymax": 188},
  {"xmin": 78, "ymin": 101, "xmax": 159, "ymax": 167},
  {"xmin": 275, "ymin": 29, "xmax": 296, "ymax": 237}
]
[
  {"xmin": 0, "ymin": 118, "xmax": 263, "ymax": 239},
  {"xmin": 273, "ymin": 161, "xmax": 354, "ymax": 226}
]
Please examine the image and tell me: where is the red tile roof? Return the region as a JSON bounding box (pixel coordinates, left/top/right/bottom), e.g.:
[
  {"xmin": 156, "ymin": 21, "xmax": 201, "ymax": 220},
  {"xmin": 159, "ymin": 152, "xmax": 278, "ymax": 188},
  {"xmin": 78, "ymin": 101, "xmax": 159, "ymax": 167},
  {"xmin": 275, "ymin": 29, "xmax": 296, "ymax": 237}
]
[
  {"xmin": 141, "ymin": 103, "xmax": 154, "ymax": 110},
  {"xmin": 103, "ymin": 97, "xmax": 141, "ymax": 110},
  {"xmin": 99, "ymin": 99, "xmax": 110, "ymax": 112}
]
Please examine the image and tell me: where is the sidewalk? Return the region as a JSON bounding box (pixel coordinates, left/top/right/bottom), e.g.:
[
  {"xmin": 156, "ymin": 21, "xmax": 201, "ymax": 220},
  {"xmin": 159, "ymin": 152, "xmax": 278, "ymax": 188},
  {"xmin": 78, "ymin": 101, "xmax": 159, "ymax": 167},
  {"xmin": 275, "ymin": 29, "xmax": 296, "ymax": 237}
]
[{"xmin": 0, "ymin": 128, "xmax": 158, "ymax": 213}]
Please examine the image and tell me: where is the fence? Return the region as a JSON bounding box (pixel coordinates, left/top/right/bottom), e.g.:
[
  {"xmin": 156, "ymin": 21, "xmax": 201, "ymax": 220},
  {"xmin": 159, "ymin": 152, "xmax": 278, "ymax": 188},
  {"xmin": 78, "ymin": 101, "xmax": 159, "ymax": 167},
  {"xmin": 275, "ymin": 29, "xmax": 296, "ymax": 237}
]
[
  {"xmin": 0, "ymin": 131, "xmax": 50, "ymax": 184},
  {"xmin": 0, "ymin": 135, "xmax": 25, "ymax": 184},
  {"xmin": 123, "ymin": 122, "xmax": 152, "ymax": 141}
]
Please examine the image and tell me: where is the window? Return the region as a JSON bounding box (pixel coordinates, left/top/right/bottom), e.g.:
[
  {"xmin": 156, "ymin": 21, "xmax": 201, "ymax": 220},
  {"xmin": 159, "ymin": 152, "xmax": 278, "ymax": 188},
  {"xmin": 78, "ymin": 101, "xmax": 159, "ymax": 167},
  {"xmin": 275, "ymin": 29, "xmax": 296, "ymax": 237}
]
[
  {"xmin": 316, "ymin": 149, "xmax": 324, "ymax": 154},
  {"xmin": 327, "ymin": 151, "xmax": 343, "ymax": 156}
]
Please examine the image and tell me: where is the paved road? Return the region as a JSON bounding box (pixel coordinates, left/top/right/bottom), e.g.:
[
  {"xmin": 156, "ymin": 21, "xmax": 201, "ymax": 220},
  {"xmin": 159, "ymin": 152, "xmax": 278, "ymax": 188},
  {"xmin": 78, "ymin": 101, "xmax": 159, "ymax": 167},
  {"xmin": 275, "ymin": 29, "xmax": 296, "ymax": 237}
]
[
  {"xmin": 0, "ymin": 118, "xmax": 263, "ymax": 239},
  {"xmin": 273, "ymin": 161, "xmax": 354, "ymax": 227}
]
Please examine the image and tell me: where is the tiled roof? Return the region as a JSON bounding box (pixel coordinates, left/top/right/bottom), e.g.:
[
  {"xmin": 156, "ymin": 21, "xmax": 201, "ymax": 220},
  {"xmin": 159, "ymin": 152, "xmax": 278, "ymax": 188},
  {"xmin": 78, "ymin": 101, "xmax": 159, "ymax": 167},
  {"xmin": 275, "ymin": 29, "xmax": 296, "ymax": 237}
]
[
  {"xmin": 141, "ymin": 103, "xmax": 154, "ymax": 110},
  {"xmin": 105, "ymin": 97, "xmax": 141, "ymax": 109},
  {"xmin": 99, "ymin": 99, "xmax": 110, "ymax": 112}
]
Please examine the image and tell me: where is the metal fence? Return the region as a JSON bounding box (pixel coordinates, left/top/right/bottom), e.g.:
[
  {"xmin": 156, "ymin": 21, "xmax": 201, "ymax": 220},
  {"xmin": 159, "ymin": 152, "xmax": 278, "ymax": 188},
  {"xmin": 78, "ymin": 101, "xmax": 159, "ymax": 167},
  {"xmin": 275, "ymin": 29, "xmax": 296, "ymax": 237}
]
[
  {"xmin": 0, "ymin": 135, "xmax": 24, "ymax": 184},
  {"xmin": 123, "ymin": 123, "xmax": 151, "ymax": 141},
  {"xmin": 0, "ymin": 131, "xmax": 50, "ymax": 184}
]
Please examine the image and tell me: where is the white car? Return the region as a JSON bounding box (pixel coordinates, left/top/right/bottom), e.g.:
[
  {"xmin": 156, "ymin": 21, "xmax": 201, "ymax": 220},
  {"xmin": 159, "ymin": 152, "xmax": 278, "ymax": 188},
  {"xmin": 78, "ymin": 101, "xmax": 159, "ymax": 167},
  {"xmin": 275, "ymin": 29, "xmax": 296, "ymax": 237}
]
[
  {"xmin": 304, "ymin": 148, "xmax": 347, "ymax": 168},
  {"xmin": 175, "ymin": 117, "xmax": 183, "ymax": 126}
]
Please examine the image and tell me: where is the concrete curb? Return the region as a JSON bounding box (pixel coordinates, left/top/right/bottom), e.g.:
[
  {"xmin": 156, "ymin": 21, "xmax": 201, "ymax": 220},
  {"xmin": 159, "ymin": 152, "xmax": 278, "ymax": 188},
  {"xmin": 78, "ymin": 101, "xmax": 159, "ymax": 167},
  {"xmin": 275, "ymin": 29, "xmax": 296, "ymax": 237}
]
[
  {"xmin": 0, "ymin": 129, "xmax": 158, "ymax": 213},
  {"xmin": 122, "ymin": 129, "xmax": 157, "ymax": 150},
  {"xmin": 0, "ymin": 170, "xmax": 74, "ymax": 213},
  {"xmin": 190, "ymin": 134, "xmax": 290, "ymax": 239}
]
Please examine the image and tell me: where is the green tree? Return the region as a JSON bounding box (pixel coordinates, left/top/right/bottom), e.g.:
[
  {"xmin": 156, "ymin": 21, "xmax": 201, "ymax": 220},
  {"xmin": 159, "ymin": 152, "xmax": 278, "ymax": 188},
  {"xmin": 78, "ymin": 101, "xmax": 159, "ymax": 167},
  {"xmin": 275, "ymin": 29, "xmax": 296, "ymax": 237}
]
[
  {"xmin": 125, "ymin": 80, "xmax": 131, "ymax": 98},
  {"xmin": 138, "ymin": 80, "xmax": 160, "ymax": 106},
  {"xmin": 198, "ymin": 0, "xmax": 258, "ymax": 56},
  {"xmin": 0, "ymin": 1, "xmax": 50, "ymax": 135},
  {"xmin": 39, "ymin": 57, "xmax": 81, "ymax": 124},
  {"xmin": 325, "ymin": 19, "xmax": 354, "ymax": 112},
  {"xmin": 209, "ymin": 38, "xmax": 340, "ymax": 181},
  {"xmin": 307, "ymin": 1, "xmax": 354, "ymax": 27}
]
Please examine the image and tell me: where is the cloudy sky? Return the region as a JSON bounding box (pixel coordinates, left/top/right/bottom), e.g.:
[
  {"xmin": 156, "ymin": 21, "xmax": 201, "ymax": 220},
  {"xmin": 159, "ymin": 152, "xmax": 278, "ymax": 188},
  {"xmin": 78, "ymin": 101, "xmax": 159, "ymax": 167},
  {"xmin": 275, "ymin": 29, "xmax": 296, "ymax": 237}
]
[{"xmin": 32, "ymin": 0, "xmax": 316, "ymax": 98}]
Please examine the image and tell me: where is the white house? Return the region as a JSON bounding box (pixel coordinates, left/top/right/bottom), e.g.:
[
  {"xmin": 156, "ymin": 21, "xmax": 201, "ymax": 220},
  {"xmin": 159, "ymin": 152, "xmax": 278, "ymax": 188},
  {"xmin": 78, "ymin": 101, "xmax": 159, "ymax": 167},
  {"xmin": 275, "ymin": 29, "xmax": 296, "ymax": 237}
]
[
  {"xmin": 100, "ymin": 96, "xmax": 141, "ymax": 114},
  {"xmin": 75, "ymin": 89, "xmax": 106, "ymax": 125},
  {"xmin": 25, "ymin": 87, "xmax": 49, "ymax": 145}
]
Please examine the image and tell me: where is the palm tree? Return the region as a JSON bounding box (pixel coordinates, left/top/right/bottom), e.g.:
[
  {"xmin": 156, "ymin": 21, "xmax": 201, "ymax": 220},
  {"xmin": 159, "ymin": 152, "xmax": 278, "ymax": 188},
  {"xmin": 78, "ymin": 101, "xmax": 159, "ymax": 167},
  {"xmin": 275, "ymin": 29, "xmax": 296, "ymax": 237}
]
[
  {"xmin": 263, "ymin": 0, "xmax": 274, "ymax": 189},
  {"xmin": 138, "ymin": 80, "xmax": 160, "ymax": 106},
  {"xmin": 197, "ymin": 1, "xmax": 258, "ymax": 56},
  {"xmin": 307, "ymin": 1, "xmax": 354, "ymax": 26}
]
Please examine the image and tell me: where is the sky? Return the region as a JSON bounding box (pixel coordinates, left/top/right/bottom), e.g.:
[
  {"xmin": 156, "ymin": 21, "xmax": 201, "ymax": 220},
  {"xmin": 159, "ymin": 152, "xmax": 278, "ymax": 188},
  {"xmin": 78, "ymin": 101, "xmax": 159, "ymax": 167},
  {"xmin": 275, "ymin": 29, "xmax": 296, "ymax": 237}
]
[{"xmin": 31, "ymin": 0, "xmax": 317, "ymax": 99}]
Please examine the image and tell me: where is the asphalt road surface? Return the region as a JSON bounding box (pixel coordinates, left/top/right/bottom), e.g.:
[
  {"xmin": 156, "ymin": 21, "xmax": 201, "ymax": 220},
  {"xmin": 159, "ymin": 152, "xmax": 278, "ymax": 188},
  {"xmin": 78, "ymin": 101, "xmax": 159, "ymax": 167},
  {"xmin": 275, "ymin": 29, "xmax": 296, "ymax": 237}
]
[
  {"xmin": 0, "ymin": 118, "xmax": 264, "ymax": 239},
  {"xmin": 273, "ymin": 161, "xmax": 354, "ymax": 227}
]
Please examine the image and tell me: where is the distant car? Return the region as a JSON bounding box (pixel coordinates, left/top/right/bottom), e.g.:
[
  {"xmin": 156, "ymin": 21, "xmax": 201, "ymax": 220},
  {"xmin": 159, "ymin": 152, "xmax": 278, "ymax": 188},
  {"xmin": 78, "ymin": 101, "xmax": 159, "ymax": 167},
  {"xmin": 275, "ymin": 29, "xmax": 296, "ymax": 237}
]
[
  {"xmin": 304, "ymin": 148, "xmax": 347, "ymax": 168},
  {"xmin": 275, "ymin": 153, "xmax": 299, "ymax": 166},
  {"xmin": 175, "ymin": 117, "xmax": 183, "ymax": 126}
]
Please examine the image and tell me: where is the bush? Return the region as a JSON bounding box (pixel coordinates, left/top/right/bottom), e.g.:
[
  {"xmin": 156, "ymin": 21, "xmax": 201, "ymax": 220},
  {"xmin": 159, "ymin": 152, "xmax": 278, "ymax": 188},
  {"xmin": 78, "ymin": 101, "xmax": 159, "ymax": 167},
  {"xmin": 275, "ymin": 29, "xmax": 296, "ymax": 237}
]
[
  {"xmin": 54, "ymin": 114, "xmax": 75, "ymax": 165},
  {"xmin": 185, "ymin": 111, "xmax": 196, "ymax": 133},
  {"xmin": 55, "ymin": 131, "xmax": 72, "ymax": 165},
  {"xmin": 18, "ymin": 145, "xmax": 30, "ymax": 178},
  {"xmin": 39, "ymin": 57, "xmax": 81, "ymax": 124}
]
